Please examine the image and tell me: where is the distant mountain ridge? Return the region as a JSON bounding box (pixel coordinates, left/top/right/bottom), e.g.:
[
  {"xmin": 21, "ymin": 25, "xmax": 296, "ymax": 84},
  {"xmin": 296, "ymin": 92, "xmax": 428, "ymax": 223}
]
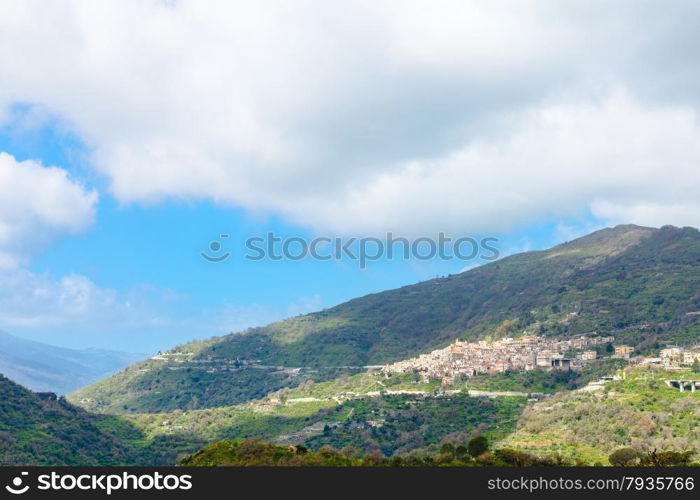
[
  {"xmin": 0, "ymin": 331, "xmax": 144, "ymax": 394},
  {"xmin": 71, "ymin": 224, "xmax": 700, "ymax": 413}
]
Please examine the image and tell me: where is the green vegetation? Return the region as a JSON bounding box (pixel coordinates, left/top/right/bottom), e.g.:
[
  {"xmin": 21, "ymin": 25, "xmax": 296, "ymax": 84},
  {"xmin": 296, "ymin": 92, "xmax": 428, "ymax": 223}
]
[
  {"xmin": 180, "ymin": 439, "xmax": 364, "ymax": 466},
  {"xmin": 178, "ymin": 437, "xmax": 570, "ymax": 466},
  {"xmin": 71, "ymin": 363, "xmax": 298, "ymax": 414},
  {"xmin": 462, "ymin": 359, "xmax": 628, "ymax": 394},
  {"xmin": 124, "ymin": 390, "xmax": 525, "ymax": 459},
  {"xmin": 4, "ymin": 360, "xmax": 699, "ymax": 466},
  {"xmin": 72, "ymin": 225, "xmax": 700, "ymax": 413},
  {"xmin": 608, "ymin": 447, "xmax": 695, "ymax": 466},
  {"xmin": 304, "ymin": 394, "xmax": 526, "ymax": 456},
  {"xmin": 178, "ymin": 437, "xmax": 494, "ymax": 466},
  {"xmin": 500, "ymin": 367, "xmax": 700, "ymax": 464},
  {"xmin": 0, "ymin": 375, "xmax": 136, "ymax": 465},
  {"xmin": 0, "ymin": 375, "xmax": 208, "ymax": 466},
  {"xmin": 608, "ymin": 447, "xmax": 640, "ymax": 466},
  {"xmin": 468, "ymin": 435, "xmax": 489, "ymax": 457},
  {"xmin": 127, "ymin": 400, "xmax": 338, "ymax": 445},
  {"xmin": 180, "ymin": 437, "xmax": 697, "ymax": 467}
]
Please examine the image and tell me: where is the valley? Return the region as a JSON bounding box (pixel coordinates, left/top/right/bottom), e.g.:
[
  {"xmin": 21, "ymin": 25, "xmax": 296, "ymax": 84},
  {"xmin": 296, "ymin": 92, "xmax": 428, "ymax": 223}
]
[
  {"xmin": 2, "ymin": 224, "xmax": 700, "ymax": 466},
  {"xmin": 70, "ymin": 225, "xmax": 700, "ymax": 414}
]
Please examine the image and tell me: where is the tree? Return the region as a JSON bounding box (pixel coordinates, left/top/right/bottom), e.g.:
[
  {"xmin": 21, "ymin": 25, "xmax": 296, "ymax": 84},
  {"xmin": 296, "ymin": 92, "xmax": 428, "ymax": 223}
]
[
  {"xmin": 440, "ymin": 443, "xmax": 455, "ymax": 458},
  {"xmin": 608, "ymin": 447, "xmax": 638, "ymax": 466},
  {"xmin": 495, "ymin": 448, "xmax": 538, "ymax": 466},
  {"xmin": 641, "ymin": 449, "xmax": 693, "ymax": 466},
  {"xmin": 692, "ymin": 359, "xmax": 700, "ymax": 374},
  {"xmin": 467, "ymin": 436, "xmax": 489, "ymax": 458},
  {"xmin": 455, "ymin": 445, "xmax": 469, "ymax": 460}
]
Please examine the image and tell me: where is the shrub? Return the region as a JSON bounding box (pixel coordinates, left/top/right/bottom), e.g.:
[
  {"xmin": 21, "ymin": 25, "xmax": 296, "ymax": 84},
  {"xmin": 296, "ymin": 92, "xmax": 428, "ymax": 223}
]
[
  {"xmin": 468, "ymin": 436, "xmax": 489, "ymax": 458},
  {"xmin": 640, "ymin": 449, "xmax": 694, "ymax": 466},
  {"xmin": 608, "ymin": 447, "xmax": 639, "ymax": 466}
]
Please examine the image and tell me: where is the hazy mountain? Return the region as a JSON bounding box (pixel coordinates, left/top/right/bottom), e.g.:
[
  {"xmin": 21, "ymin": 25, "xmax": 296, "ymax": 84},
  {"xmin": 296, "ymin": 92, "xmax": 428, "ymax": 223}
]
[
  {"xmin": 0, "ymin": 331, "xmax": 145, "ymax": 394},
  {"xmin": 71, "ymin": 224, "xmax": 700, "ymax": 413}
]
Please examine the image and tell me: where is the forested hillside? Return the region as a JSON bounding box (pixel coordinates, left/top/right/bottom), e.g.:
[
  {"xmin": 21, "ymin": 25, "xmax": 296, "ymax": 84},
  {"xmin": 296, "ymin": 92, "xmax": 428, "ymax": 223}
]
[
  {"xmin": 0, "ymin": 375, "xmax": 203, "ymax": 466},
  {"xmin": 72, "ymin": 225, "xmax": 700, "ymax": 413},
  {"xmin": 0, "ymin": 375, "xmax": 137, "ymax": 465}
]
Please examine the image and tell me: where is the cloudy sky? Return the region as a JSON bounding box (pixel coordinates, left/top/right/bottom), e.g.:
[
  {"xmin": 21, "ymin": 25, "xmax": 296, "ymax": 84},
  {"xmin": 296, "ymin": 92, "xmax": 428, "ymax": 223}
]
[{"xmin": 1, "ymin": 0, "xmax": 699, "ymax": 352}]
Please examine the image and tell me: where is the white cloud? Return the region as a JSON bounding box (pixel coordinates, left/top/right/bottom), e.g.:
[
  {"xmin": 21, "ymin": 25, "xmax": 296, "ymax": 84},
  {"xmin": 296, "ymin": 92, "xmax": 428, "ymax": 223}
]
[
  {"xmin": 0, "ymin": 268, "xmax": 114, "ymax": 327},
  {"xmin": 289, "ymin": 91, "xmax": 700, "ymax": 235},
  {"xmin": 0, "ymin": 152, "xmax": 97, "ymax": 267},
  {"xmin": 1, "ymin": 1, "xmax": 700, "ymax": 235}
]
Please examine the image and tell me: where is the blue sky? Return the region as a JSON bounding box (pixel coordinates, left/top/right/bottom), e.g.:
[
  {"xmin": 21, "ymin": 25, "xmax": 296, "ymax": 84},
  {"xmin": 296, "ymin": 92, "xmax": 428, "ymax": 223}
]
[{"xmin": 1, "ymin": 1, "xmax": 699, "ymax": 353}]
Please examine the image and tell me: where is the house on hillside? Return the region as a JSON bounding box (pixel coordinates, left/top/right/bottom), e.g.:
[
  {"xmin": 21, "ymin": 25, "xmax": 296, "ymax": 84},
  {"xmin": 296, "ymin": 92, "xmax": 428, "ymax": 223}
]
[{"xmin": 613, "ymin": 345, "xmax": 634, "ymax": 359}]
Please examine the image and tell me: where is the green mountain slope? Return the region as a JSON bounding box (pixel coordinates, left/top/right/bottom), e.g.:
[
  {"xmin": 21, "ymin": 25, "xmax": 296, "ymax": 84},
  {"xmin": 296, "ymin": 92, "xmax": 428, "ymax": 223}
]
[
  {"xmin": 123, "ymin": 367, "xmax": 529, "ymax": 458},
  {"xmin": 500, "ymin": 367, "xmax": 700, "ymax": 464},
  {"xmin": 71, "ymin": 224, "xmax": 700, "ymax": 413},
  {"xmin": 0, "ymin": 374, "xmax": 206, "ymax": 466},
  {"xmin": 0, "ymin": 375, "xmax": 138, "ymax": 465},
  {"xmin": 150, "ymin": 365, "xmax": 699, "ymax": 466}
]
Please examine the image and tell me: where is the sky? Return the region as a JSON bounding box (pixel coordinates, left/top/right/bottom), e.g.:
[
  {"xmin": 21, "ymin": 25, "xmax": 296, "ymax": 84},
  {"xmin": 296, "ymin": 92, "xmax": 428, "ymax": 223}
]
[{"xmin": 1, "ymin": 0, "xmax": 700, "ymax": 353}]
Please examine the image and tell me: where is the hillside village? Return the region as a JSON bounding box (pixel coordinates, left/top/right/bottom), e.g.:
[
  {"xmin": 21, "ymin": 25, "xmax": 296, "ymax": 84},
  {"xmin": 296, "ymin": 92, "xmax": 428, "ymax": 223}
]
[
  {"xmin": 383, "ymin": 334, "xmax": 700, "ymax": 385},
  {"xmin": 147, "ymin": 333, "xmax": 700, "ymax": 388}
]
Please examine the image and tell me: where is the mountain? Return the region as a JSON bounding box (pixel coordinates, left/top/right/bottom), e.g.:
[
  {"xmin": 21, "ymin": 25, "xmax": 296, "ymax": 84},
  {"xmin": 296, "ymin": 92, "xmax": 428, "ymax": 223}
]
[
  {"xmin": 0, "ymin": 373, "xmax": 207, "ymax": 466},
  {"xmin": 71, "ymin": 224, "xmax": 700, "ymax": 414},
  {"xmin": 0, "ymin": 374, "xmax": 137, "ymax": 465},
  {"xmin": 137, "ymin": 364, "xmax": 699, "ymax": 466},
  {"xmin": 0, "ymin": 331, "xmax": 145, "ymax": 394},
  {"xmin": 179, "ymin": 367, "xmax": 700, "ymax": 466},
  {"xmin": 125, "ymin": 379, "xmax": 528, "ymax": 459},
  {"xmin": 500, "ymin": 366, "xmax": 700, "ymax": 464}
]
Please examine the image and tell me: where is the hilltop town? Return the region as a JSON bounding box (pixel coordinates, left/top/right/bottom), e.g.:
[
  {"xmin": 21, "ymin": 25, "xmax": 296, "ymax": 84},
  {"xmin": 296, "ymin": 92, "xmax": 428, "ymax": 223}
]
[
  {"xmin": 147, "ymin": 333, "xmax": 700, "ymax": 388},
  {"xmin": 383, "ymin": 334, "xmax": 700, "ymax": 385}
]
